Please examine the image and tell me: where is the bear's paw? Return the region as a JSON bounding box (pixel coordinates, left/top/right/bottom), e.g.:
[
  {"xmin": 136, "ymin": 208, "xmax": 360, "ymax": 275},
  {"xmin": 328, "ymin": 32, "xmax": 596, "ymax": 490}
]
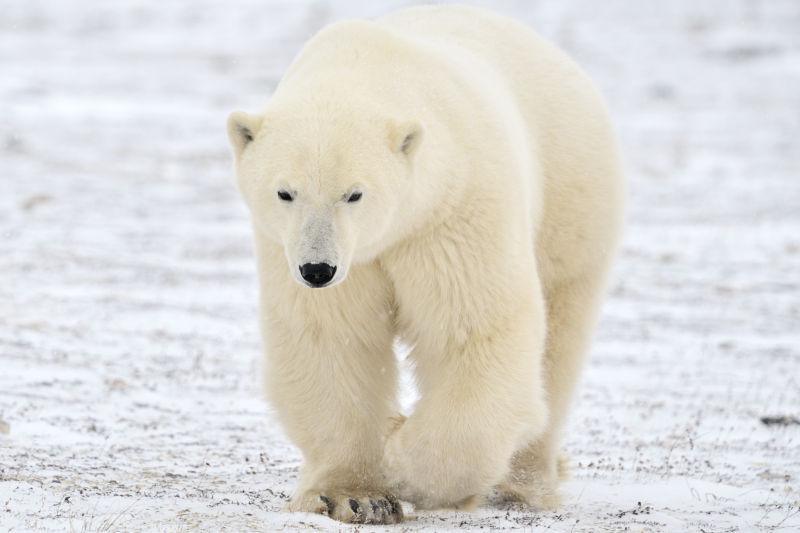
[{"xmin": 286, "ymin": 490, "xmax": 404, "ymax": 524}]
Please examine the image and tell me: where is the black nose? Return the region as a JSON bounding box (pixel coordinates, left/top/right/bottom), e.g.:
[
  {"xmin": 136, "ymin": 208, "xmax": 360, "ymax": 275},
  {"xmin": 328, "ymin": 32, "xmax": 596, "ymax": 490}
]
[{"xmin": 299, "ymin": 263, "xmax": 337, "ymax": 287}]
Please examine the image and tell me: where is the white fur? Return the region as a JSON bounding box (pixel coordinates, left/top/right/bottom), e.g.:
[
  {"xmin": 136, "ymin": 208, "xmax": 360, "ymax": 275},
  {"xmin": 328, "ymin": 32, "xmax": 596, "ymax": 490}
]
[{"xmin": 227, "ymin": 5, "xmax": 624, "ymax": 524}]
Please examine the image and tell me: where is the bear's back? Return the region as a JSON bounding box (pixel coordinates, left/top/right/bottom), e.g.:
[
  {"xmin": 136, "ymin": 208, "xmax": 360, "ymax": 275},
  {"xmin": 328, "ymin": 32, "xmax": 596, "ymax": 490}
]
[{"xmin": 381, "ymin": 6, "xmax": 625, "ymax": 288}]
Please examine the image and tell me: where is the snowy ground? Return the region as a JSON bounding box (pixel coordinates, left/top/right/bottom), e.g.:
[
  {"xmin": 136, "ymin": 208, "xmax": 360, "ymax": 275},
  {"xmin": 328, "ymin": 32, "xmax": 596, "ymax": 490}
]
[{"xmin": 1, "ymin": 0, "xmax": 799, "ymax": 531}]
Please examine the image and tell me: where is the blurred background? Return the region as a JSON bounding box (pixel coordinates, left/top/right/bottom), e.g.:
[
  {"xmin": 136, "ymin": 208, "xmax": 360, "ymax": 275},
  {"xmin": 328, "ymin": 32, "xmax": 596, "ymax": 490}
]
[{"xmin": 1, "ymin": 1, "xmax": 798, "ymax": 531}]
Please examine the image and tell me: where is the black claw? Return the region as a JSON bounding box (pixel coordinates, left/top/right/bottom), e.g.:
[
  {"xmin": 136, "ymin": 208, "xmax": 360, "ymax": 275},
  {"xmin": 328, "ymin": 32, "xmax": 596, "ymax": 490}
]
[
  {"xmin": 370, "ymin": 499, "xmax": 381, "ymax": 515},
  {"xmin": 319, "ymin": 495, "xmax": 333, "ymax": 516},
  {"xmin": 349, "ymin": 498, "xmax": 360, "ymax": 514},
  {"xmin": 388, "ymin": 495, "xmax": 403, "ymax": 518}
]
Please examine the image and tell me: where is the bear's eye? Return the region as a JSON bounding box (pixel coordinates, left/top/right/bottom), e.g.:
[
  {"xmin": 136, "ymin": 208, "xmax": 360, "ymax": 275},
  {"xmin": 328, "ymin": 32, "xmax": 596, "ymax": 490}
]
[
  {"xmin": 347, "ymin": 191, "xmax": 362, "ymax": 203},
  {"xmin": 277, "ymin": 190, "xmax": 293, "ymax": 202}
]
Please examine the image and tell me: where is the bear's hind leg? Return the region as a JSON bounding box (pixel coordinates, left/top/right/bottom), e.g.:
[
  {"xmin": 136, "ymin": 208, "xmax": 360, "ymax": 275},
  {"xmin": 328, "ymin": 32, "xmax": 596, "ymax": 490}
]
[{"xmin": 498, "ymin": 271, "xmax": 608, "ymax": 508}]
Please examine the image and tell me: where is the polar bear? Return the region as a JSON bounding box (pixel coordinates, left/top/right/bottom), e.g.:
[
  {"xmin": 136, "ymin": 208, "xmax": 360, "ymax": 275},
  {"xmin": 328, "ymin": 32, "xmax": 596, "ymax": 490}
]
[{"xmin": 227, "ymin": 5, "xmax": 623, "ymax": 525}]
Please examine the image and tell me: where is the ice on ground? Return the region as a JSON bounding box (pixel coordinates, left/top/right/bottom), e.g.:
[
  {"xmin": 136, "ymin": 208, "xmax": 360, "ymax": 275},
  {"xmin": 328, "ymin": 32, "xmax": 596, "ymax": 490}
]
[{"xmin": 1, "ymin": 0, "xmax": 799, "ymax": 531}]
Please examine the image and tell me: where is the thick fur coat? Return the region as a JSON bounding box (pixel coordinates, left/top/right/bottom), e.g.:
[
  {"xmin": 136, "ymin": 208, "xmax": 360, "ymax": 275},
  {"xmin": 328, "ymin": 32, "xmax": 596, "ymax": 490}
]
[{"xmin": 227, "ymin": 5, "xmax": 624, "ymax": 524}]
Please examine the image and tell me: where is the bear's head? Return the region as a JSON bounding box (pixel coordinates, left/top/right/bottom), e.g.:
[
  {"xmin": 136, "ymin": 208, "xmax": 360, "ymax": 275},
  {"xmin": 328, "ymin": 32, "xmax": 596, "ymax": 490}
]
[{"xmin": 227, "ymin": 107, "xmax": 423, "ymax": 288}]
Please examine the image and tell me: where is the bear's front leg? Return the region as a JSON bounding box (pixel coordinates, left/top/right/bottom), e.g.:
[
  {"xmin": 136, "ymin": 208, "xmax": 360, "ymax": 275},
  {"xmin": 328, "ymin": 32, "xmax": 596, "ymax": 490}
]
[
  {"xmin": 381, "ymin": 220, "xmax": 550, "ymax": 509},
  {"xmin": 382, "ymin": 302, "xmax": 549, "ymax": 509},
  {"xmin": 257, "ymin": 252, "xmax": 402, "ymax": 524}
]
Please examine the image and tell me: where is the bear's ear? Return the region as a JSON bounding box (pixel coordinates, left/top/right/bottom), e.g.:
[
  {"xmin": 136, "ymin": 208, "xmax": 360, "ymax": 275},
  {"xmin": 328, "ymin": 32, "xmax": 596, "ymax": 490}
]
[
  {"xmin": 227, "ymin": 111, "xmax": 264, "ymax": 158},
  {"xmin": 389, "ymin": 120, "xmax": 424, "ymax": 158}
]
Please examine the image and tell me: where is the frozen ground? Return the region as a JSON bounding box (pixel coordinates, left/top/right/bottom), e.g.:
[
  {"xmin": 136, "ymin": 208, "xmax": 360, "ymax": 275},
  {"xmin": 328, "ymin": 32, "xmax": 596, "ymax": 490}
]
[{"xmin": 1, "ymin": 0, "xmax": 799, "ymax": 531}]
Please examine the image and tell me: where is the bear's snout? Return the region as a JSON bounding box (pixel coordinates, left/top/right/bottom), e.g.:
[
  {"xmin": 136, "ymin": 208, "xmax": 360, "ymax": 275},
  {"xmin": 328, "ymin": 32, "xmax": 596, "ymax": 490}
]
[{"xmin": 299, "ymin": 263, "xmax": 337, "ymax": 288}]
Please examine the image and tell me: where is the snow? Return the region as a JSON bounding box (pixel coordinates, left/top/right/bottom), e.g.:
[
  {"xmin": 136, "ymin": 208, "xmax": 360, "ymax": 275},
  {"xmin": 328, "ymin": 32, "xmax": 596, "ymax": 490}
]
[{"xmin": 1, "ymin": 0, "xmax": 799, "ymax": 531}]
